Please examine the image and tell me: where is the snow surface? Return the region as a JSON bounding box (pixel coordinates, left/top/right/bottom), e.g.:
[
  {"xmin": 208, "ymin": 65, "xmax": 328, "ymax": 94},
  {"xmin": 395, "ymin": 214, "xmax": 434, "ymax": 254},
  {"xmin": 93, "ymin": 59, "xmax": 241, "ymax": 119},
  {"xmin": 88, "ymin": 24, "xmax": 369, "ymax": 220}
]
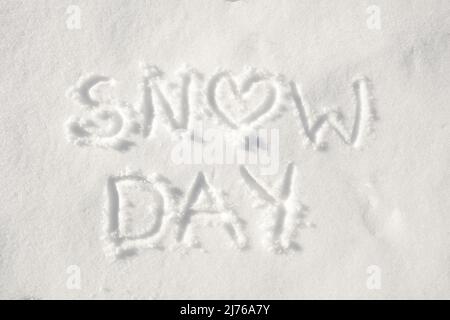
[{"xmin": 0, "ymin": 0, "xmax": 449, "ymax": 299}]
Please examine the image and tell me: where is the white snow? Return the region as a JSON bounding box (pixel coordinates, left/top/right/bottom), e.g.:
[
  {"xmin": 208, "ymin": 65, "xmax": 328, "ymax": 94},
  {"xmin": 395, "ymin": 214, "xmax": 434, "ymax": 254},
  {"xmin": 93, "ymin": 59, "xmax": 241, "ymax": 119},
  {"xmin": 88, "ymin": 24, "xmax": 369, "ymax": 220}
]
[{"xmin": 0, "ymin": 0, "xmax": 449, "ymax": 299}]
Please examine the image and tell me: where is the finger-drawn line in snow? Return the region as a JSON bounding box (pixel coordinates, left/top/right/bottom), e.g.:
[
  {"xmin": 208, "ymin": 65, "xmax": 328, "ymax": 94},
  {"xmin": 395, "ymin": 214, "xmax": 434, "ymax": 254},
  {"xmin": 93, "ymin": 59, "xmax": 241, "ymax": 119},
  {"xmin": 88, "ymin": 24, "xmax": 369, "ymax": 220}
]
[
  {"xmin": 239, "ymin": 163, "xmax": 310, "ymax": 253},
  {"xmin": 66, "ymin": 74, "xmax": 112, "ymax": 108},
  {"xmin": 102, "ymin": 169, "xmax": 248, "ymax": 258},
  {"xmin": 175, "ymin": 171, "xmax": 247, "ymax": 249},
  {"xmin": 206, "ymin": 68, "xmax": 281, "ymax": 130},
  {"xmin": 65, "ymin": 65, "xmax": 376, "ymax": 151},
  {"xmin": 65, "ymin": 74, "xmax": 141, "ymax": 151},
  {"xmin": 103, "ymin": 168, "xmax": 178, "ymax": 258},
  {"xmin": 148, "ymin": 65, "xmax": 198, "ymax": 135}
]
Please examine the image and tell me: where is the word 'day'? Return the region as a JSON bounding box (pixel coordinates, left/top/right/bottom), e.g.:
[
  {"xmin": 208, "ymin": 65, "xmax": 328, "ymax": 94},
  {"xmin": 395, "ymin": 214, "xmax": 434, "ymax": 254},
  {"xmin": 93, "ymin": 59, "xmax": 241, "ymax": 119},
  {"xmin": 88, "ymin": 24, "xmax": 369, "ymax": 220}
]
[{"xmin": 102, "ymin": 165, "xmax": 309, "ymax": 258}]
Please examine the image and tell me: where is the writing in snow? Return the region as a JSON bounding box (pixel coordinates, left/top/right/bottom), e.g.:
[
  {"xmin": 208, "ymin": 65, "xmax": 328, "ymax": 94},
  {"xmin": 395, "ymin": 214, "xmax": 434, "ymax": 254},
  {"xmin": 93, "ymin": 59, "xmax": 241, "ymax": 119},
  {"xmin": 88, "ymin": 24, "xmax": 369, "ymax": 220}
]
[
  {"xmin": 65, "ymin": 64, "xmax": 376, "ymax": 153},
  {"xmin": 102, "ymin": 163, "xmax": 309, "ymax": 256},
  {"xmin": 65, "ymin": 65, "xmax": 376, "ymax": 256}
]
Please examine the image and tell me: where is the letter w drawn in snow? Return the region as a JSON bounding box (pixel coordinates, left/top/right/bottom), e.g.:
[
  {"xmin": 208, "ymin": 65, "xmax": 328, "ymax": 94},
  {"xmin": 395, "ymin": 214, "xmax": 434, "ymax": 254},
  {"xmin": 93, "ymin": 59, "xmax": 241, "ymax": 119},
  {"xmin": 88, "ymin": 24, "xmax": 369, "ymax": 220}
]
[
  {"xmin": 239, "ymin": 163, "xmax": 309, "ymax": 252},
  {"xmin": 289, "ymin": 77, "xmax": 375, "ymax": 149}
]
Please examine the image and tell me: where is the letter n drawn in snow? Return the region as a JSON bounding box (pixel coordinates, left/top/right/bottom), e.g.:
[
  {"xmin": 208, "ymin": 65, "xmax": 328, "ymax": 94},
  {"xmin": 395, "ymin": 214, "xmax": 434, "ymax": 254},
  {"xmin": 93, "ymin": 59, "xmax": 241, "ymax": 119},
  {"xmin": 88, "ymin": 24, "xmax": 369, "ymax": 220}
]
[
  {"xmin": 175, "ymin": 172, "xmax": 247, "ymax": 249},
  {"xmin": 239, "ymin": 163, "xmax": 310, "ymax": 253},
  {"xmin": 147, "ymin": 65, "xmax": 199, "ymax": 136},
  {"xmin": 102, "ymin": 169, "xmax": 178, "ymax": 258}
]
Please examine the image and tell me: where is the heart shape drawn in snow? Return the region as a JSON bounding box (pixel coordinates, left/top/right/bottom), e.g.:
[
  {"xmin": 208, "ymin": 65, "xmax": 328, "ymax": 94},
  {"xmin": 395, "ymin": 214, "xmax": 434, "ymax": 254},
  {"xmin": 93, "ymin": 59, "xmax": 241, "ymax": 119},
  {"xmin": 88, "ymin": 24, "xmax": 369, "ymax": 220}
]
[{"xmin": 207, "ymin": 69, "xmax": 278, "ymax": 130}]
